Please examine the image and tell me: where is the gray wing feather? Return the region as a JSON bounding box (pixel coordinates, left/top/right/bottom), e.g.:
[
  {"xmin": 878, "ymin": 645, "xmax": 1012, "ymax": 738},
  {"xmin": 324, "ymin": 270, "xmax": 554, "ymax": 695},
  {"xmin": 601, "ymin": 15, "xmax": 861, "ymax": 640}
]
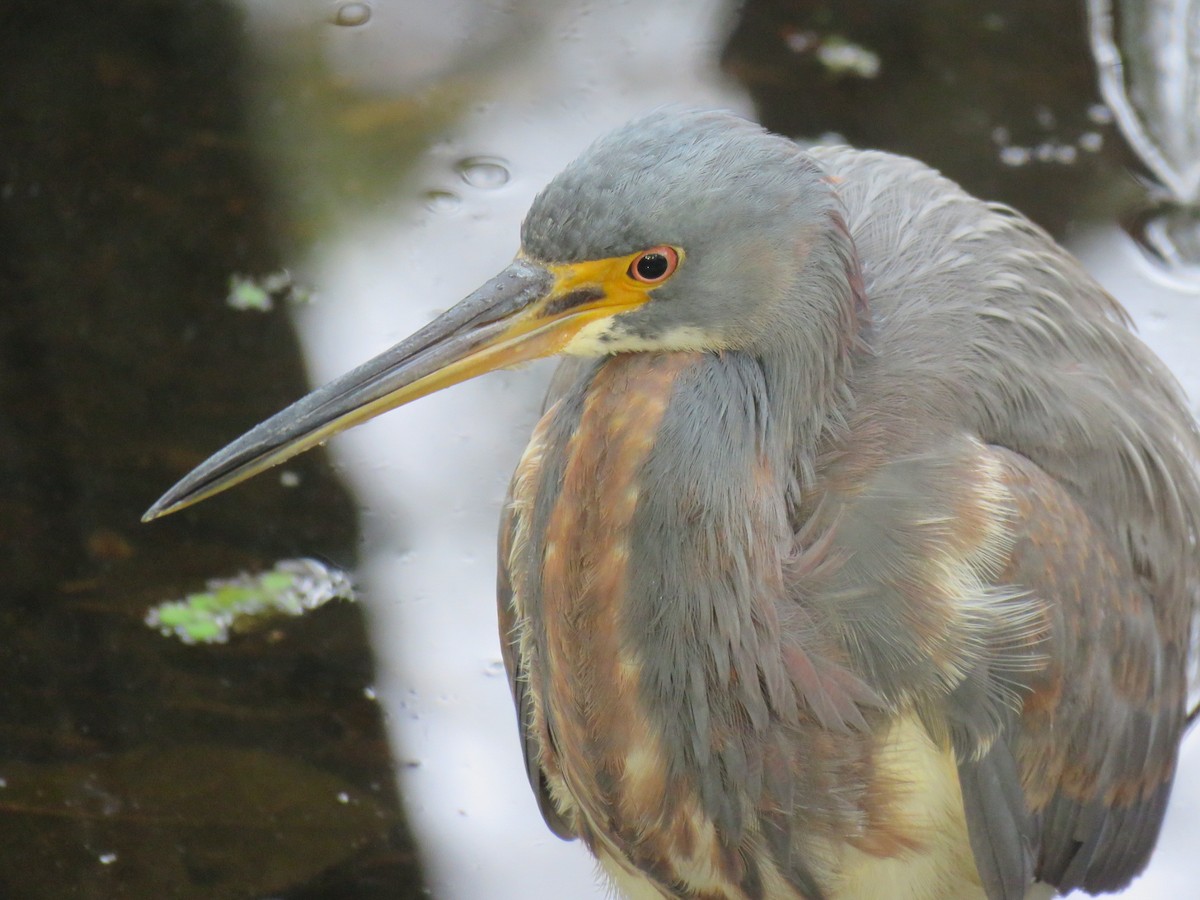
[
  {"xmin": 956, "ymin": 739, "xmax": 1037, "ymax": 900},
  {"xmin": 975, "ymin": 447, "xmax": 1187, "ymax": 895}
]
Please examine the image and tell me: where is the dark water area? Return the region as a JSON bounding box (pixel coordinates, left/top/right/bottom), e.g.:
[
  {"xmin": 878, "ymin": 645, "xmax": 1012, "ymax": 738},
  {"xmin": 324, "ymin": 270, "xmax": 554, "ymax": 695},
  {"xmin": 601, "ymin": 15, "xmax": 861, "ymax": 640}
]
[
  {"xmin": 1, "ymin": 0, "xmax": 1194, "ymax": 898},
  {"xmin": 1, "ymin": 2, "xmax": 419, "ymax": 896},
  {"xmin": 725, "ymin": 0, "xmax": 1143, "ymax": 237}
]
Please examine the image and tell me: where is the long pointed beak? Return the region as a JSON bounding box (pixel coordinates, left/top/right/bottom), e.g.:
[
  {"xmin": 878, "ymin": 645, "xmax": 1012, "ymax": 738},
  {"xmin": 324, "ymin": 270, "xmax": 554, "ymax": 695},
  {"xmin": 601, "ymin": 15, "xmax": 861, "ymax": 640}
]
[{"xmin": 143, "ymin": 257, "xmax": 630, "ymax": 521}]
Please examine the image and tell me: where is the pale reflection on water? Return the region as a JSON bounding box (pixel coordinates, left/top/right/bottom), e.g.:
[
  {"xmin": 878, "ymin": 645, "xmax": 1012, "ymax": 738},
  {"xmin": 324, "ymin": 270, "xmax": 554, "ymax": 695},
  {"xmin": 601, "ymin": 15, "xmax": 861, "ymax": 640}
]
[
  {"xmin": 256, "ymin": 1, "xmax": 746, "ymax": 896},
  {"xmin": 237, "ymin": 1, "xmax": 1197, "ymax": 897}
]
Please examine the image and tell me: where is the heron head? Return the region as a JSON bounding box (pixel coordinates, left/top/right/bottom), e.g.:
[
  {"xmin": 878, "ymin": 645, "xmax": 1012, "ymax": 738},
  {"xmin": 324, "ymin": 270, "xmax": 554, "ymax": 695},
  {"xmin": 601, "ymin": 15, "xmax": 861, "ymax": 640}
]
[
  {"xmin": 521, "ymin": 108, "xmax": 857, "ymax": 355},
  {"xmin": 144, "ymin": 109, "xmax": 861, "ymax": 520}
]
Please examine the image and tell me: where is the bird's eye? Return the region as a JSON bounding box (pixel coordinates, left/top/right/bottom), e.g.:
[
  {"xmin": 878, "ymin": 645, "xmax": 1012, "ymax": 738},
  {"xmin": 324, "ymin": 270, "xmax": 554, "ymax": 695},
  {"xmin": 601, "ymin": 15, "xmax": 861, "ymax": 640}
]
[{"xmin": 629, "ymin": 246, "xmax": 679, "ymax": 284}]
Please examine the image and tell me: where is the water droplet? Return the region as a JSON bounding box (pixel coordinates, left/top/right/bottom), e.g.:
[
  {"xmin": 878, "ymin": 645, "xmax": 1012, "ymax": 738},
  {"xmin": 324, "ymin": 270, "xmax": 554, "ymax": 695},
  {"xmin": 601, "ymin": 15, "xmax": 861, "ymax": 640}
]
[
  {"xmin": 784, "ymin": 30, "xmax": 817, "ymax": 54},
  {"xmin": 484, "ymin": 660, "xmax": 506, "ymax": 677},
  {"xmin": 363, "ymin": 685, "xmax": 377, "ymax": 701},
  {"xmin": 456, "ymin": 157, "xmax": 511, "ymax": 189},
  {"xmin": 1078, "ymin": 131, "xmax": 1103, "ymax": 153},
  {"xmin": 1053, "ymin": 144, "xmax": 1077, "ymax": 165},
  {"xmin": 422, "ymin": 190, "xmax": 461, "ymax": 213},
  {"xmin": 1087, "ymin": 103, "xmax": 1113, "ymax": 125},
  {"xmin": 332, "ymin": 3, "xmax": 371, "ymax": 27},
  {"xmin": 336, "ymin": 791, "xmax": 350, "ymax": 804},
  {"xmin": 279, "ymin": 470, "xmax": 301, "ymax": 488},
  {"xmin": 1034, "ymin": 106, "xmax": 1056, "ymax": 130},
  {"xmin": 999, "ymin": 145, "xmax": 1031, "ymax": 167},
  {"xmin": 98, "ymin": 853, "xmax": 117, "ymax": 865}
]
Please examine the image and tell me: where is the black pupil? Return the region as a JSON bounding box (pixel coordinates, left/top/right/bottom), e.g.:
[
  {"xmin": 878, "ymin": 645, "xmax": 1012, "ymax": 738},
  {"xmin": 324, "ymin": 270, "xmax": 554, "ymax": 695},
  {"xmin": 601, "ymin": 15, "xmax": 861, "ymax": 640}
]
[{"xmin": 635, "ymin": 253, "xmax": 669, "ymax": 280}]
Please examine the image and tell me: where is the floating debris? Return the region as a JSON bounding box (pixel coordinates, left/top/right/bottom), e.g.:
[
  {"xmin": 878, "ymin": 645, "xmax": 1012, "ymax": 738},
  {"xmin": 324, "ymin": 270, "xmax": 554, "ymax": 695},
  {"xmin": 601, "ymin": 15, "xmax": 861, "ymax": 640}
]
[
  {"xmin": 226, "ymin": 270, "xmax": 313, "ymax": 312},
  {"xmin": 817, "ymin": 37, "xmax": 881, "ymax": 79},
  {"xmin": 992, "ymin": 123, "xmax": 1096, "ymax": 168},
  {"xmin": 784, "ymin": 30, "xmax": 881, "ymax": 79},
  {"xmin": 146, "ymin": 558, "xmax": 356, "ymax": 644}
]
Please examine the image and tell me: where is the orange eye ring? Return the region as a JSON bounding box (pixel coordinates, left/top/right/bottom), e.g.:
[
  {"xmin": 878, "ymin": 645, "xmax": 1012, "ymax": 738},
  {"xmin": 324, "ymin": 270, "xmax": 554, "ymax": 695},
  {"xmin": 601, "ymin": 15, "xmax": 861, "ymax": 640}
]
[{"xmin": 628, "ymin": 246, "xmax": 680, "ymax": 284}]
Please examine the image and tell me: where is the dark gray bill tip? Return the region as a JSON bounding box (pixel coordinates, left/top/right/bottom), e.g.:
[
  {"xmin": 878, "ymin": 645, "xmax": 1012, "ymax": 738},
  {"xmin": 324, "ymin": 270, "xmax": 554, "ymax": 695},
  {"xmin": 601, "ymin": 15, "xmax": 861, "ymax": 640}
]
[{"xmin": 142, "ymin": 257, "xmax": 557, "ymax": 523}]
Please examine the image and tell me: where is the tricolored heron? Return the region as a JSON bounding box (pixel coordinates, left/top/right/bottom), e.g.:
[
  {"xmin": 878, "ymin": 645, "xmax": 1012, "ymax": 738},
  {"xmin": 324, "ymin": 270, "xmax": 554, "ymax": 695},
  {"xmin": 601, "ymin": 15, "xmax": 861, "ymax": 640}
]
[{"xmin": 146, "ymin": 110, "xmax": 1200, "ymax": 900}]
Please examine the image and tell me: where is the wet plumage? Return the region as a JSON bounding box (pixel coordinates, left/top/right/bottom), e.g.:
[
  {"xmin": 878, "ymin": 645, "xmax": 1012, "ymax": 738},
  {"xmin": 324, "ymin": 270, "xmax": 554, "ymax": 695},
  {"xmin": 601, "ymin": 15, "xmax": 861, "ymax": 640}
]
[{"xmin": 147, "ymin": 110, "xmax": 1200, "ymax": 900}]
